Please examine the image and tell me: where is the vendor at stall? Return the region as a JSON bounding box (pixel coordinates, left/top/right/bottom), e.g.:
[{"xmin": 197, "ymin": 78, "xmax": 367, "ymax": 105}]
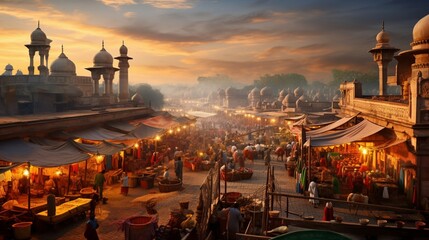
[{"xmin": 44, "ymin": 175, "xmax": 56, "ymax": 194}]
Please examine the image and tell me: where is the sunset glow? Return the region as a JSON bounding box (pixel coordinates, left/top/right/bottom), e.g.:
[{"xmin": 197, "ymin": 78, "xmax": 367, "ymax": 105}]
[{"xmin": 0, "ymin": 1, "xmax": 427, "ymax": 86}]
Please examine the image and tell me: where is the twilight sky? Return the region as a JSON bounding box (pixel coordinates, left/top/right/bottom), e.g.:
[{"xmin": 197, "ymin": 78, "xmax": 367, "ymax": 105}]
[{"xmin": 0, "ymin": 0, "xmax": 427, "ymax": 85}]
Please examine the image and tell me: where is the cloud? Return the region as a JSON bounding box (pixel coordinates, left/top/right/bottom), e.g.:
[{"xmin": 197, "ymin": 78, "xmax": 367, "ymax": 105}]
[
  {"xmin": 142, "ymin": 0, "xmax": 195, "ymax": 9},
  {"xmin": 98, "ymin": 0, "xmax": 136, "ymax": 8},
  {"xmin": 124, "ymin": 11, "xmax": 136, "ymax": 18}
]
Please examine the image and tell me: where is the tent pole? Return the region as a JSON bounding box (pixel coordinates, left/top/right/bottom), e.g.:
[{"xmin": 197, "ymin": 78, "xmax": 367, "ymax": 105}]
[
  {"xmin": 67, "ymin": 165, "xmax": 72, "ymax": 195},
  {"xmin": 84, "ymin": 159, "xmax": 88, "ymax": 187},
  {"xmin": 27, "ymin": 162, "xmax": 30, "ymax": 212}
]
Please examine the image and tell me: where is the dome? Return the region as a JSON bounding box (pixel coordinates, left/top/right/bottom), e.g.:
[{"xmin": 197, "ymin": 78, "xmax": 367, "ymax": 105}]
[
  {"xmin": 279, "ymin": 89, "xmax": 287, "ymax": 97},
  {"xmin": 412, "ymin": 13, "xmax": 429, "ymax": 49},
  {"xmin": 294, "ymin": 87, "xmax": 304, "ymax": 97},
  {"xmin": 260, "ymin": 86, "xmax": 272, "ymax": 96},
  {"xmin": 50, "ymin": 50, "xmax": 76, "ymax": 76},
  {"xmin": 93, "ymin": 43, "xmax": 113, "ymax": 67},
  {"xmin": 376, "ymin": 29, "xmax": 390, "ymax": 44},
  {"xmin": 5, "ymin": 64, "xmax": 13, "ymax": 71},
  {"xmin": 16, "ymin": 70, "xmax": 23, "ymax": 75},
  {"xmin": 250, "ymin": 87, "xmax": 260, "ymax": 98},
  {"xmin": 120, "ymin": 44, "xmax": 128, "ymax": 55},
  {"xmin": 30, "ymin": 27, "xmax": 47, "ymax": 45},
  {"xmin": 225, "ymin": 87, "xmax": 238, "ymax": 96}
]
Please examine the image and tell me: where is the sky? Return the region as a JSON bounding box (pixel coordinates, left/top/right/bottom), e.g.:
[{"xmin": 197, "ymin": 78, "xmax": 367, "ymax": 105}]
[{"xmin": 0, "ymin": 0, "xmax": 428, "ymax": 86}]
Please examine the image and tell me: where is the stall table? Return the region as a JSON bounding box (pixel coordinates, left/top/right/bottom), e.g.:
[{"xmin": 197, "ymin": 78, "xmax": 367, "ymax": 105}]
[
  {"xmin": 36, "ymin": 198, "xmax": 91, "ymax": 225},
  {"xmin": 13, "ymin": 197, "xmax": 65, "ymax": 214}
]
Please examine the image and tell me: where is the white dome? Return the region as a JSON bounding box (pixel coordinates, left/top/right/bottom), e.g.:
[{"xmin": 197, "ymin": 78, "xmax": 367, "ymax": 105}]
[
  {"xmin": 412, "ymin": 14, "xmax": 429, "ymax": 49},
  {"xmin": 94, "ymin": 46, "xmax": 113, "ymax": 67},
  {"xmin": 50, "ymin": 52, "xmax": 76, "ymax": 76},
  {"xmin": 31, "ymin": 27, "xmax": 47, "ymax": 45},
  {"xmin": 260, "ymin": 86, "xmax": 272, "ymax": 96}
]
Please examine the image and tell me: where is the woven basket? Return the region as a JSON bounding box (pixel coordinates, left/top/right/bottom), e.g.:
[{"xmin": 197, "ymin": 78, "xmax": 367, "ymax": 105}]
[
  {"xmin": 158, "ymin": 179, "xmax": 182, "ymax": 192},
  {"xmin": 221, "ymin": 170, "xmax": 253, "ymax": 182}
]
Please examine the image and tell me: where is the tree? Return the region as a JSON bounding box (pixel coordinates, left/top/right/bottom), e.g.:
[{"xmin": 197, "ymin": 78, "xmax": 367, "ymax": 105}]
[
  {"xmin": 131, "ymin": 84, "xmax": 165, "ymax": 110},
  {"xmin": 253, "ymin": 73, "xmax": 308, "ymax": 91},
  {"xmin": 329, "ymin": 69, "xmax": 378, "ymax": 94}
]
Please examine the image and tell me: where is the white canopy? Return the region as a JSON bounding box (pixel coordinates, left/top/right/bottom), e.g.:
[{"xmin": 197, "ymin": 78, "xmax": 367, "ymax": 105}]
[
  {"xmin": 306, "ymin": 113, "xmax": 359, "ymax": 137},
  {"xmin": 304, "ymin": 119, "xmax": 385, "ymax": 147}
]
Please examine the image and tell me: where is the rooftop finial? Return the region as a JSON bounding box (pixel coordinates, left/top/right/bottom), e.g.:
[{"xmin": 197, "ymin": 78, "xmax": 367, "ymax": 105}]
[
  {"xmin": 102, "ymin": 40, "xmax": 105, "ymax": 49},
  {"xmin": 38, "ymin": 20, "xmax": 40, "ymax": 28},
  {"xmin": 61, "ymin": 45, "xmax": 64, "ymax": 53},
  {"xmin": 122, "ymin": 40, "xmax": 124, "ymax": 46},
  {"xmin": 382, "ymin": 20, "xmax": 385, "ymax": 31}
]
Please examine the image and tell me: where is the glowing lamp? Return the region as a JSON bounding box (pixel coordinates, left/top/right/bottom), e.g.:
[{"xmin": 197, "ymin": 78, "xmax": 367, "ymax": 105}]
[
  {"xmin": 155, "ymin": 135, "xmax": 161, "ymax": 141},
  {"xmin": 169, "ymin": 129, "xmax": 173, "ymax": 134},
  {"xmin": 55, "ymin": 169, "xmax": 62, "ymax": 176},
  {"xmin": 362, "ymin": 148, "xmax": 368, "ymax": 155},
  {"xmin": 134, "ymin": 143, "xmax": 139, "ymax": 148},
  {"xmin": 23, "ymin": 169, "xmax": 29, "ymax": 177}
]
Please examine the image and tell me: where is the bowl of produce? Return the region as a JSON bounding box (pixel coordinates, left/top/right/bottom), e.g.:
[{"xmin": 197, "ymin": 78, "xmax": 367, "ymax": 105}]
[{"xmin": 359, "ymin": 218, "xmax": 369, "ymax": 226}]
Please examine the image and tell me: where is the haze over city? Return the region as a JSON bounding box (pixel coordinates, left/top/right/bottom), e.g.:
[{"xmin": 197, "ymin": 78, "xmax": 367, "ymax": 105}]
[{"xmin": 0, "ymin": 0, "xmax": 427, "ymax": 86}]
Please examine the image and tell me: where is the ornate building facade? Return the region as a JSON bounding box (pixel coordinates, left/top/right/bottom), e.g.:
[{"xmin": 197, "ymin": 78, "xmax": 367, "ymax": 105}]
[{"xmin": 340, "ymin": 14, "xmax": 429, "ymax": 209}]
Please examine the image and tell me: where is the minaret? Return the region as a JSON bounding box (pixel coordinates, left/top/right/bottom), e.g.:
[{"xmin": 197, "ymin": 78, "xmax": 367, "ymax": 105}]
[
  {"xmin": 369, "ymin": 21, "xmax": 399, "ymax": 95},
  {"xmin": 86, "ymin": 41, "xmax": 119, "ymax": 104},
  {"xmin": 114, "ymin": 41, "xmax": 133, "ymax": 102},
  {"xmin": 25, "ymin": 21, "xmax": 52, "ymax": 76}
]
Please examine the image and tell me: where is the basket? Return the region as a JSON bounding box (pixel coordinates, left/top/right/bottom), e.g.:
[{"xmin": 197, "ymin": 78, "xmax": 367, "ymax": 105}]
[
  {"xmin": 12, "ymin": 222, "xmax": 32, "ymax": 240},
  {"xmin": 158, "ymin": 179, "xmax": 182, "ymax": 193},
  {"xmin": 224, "ymin": 192, "xmax": 242, "ymax": 204},
  {"xmin": 124, "ymin": 216, "xmax": 156, "ymax": 240},
  {"xmin": 221, "ymin": 170, "xmax": 253, "ymax": 182}
]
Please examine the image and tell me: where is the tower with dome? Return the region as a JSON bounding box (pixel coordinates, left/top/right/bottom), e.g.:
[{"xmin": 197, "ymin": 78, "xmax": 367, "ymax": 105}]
[{"xmin": 0, "ymin": 23, "xmax": 132, "ymax": 115}]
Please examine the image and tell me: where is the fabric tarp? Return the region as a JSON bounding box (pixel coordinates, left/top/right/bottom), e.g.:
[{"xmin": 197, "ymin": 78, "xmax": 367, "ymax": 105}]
[
  {"xmin": 129, "ymin": 124, "xmax": 163, "ymax": 139},
  {"xmin": 186, "ymin": 111, "xmax": 217, "ymax": 118},
  {"xmin": 132, "ymin": 115, "xmax": 179, "ymax": 129},
  {"xmin": 306, "ymin": 113, "xmax": 359, "ymax": 137},
  {"xmin": 67, "ymin": 127, "xmax": 136, "ymax": 141},
  {"xmin": 106, "ymin": 121, "xmax": 137, "ymax": 132},
  {"xmin": 31, "ymin": 137, "xmax": 128, "ymax": 156},
  {"xmin": 68, "ymin": 140, "xmax": 127, "ymax": 155},
  {"xmin": 0, "ymin": 139, "xmax": 90, "ymax": 167},
  {"xmin": 304, "ymin": 119, "xmax": 385, "ymax": 147},
  {"xmin": 0, "ymin": 163, "xmax": 24, "ymax": 174}
]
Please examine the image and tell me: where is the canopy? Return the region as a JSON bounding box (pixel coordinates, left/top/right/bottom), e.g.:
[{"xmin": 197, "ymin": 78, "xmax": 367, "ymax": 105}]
[
  {"xmin": 106, "ymin": 121, "xmax": 137, "ymax": 132},
  {"xmin": 67, "ymin": 127, "xmax": 135, "ymax": 141},
  {"xmin": 68, "ymin": 140, "xmax": 127, "ymax": 155},
  {"xmin": 129, "ymin": 124, "xmax": 163, "ymax": 139},
  {"xmin": 304, "ymin": 119, "xmax": 385, "ymax": 147},
  {"xmin": 0, "ymin": 139, "xmax": 90, "ymax": 167},
  {"xmin": 306, "ymin": 113, "xmax": 359, "ymax": 137},
  {"xmin": 187, "ymin": 111, "xmax": 217, "ymax": 118},
  {"xmin": 133, "ymin": 115, "xmax": 179, "ymax": 129}
]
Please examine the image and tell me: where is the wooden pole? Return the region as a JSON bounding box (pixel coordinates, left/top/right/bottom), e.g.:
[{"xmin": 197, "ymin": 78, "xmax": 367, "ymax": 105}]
[
  {"xmin": 66, "ymin": 165, "xmax": 72, "ymax": 195},
  {"xmin": 262, "ymin": 165, "xmax": 270, "ymax": 233},
  {"xmin": 27, "ymin": 162, "xmax": 31, "ymax": 212},
  {"xmin": 84, "ymin": 159, "xmax": 88, "ymax": 187}
]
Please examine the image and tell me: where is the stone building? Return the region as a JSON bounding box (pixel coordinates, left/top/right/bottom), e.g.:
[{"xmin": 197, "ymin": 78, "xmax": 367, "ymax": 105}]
[
  {"xmin": 339, "ymin": 14, "xmax": 429, "ymax": 209},
  {"xmin": 0, "ymin": 24, "xmax": 132, "ymax": 115}
]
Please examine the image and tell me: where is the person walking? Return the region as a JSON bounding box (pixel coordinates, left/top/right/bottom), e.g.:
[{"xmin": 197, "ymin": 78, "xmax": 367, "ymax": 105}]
[
  {"xmin": 175, "ymin": 156, "xmax": 183, "ymax": 181},
  {"xmin": 308, "ymin": 177, "xmax": 319, "ymax": 207},
  {"xmin": 226, "ymin": 202, "xmax": 243, "ymax": 240},
  {"xmin": 120, "ymin": 172, "xmax": 129, "ymax": 196},
  {"xmin": 84, "ymin": 214, "xmax": 99, "ymax": 240},
  {"xmin": 94, "ymin": 170, "xmax": 106, "ymax": 203}
]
